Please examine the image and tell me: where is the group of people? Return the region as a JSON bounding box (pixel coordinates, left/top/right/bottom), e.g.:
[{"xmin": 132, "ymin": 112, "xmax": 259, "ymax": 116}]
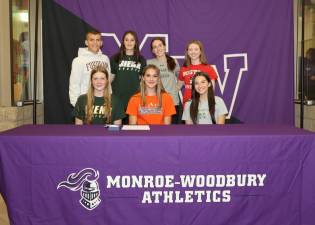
[{"xmin": 69, "ymin": 30, "xmax": 228, "ymax": 125}]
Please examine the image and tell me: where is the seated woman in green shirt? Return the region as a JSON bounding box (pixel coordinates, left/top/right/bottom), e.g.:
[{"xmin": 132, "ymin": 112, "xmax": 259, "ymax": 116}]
[{"xmin": 73, "ymin": 66, "xmax": 125, "ymax": 125}]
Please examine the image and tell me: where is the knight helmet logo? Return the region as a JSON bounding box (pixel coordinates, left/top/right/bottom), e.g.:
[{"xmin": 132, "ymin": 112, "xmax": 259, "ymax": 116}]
[{"xmin": 57, "ymin": 168, "xmax": 101, "ymax": 210}]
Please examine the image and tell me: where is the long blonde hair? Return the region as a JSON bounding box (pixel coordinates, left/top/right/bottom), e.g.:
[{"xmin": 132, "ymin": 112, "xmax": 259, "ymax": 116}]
[
  {"xmin": 183, "ymin": 40, "xmax": 208, "ymax": 67},
  {"xmin": 86, "ymin": 66, "xmax": 111, "ymax": 124},
  {"xmin": 139, "ymin": 64, "xmax": 165, "ymax": 107}
]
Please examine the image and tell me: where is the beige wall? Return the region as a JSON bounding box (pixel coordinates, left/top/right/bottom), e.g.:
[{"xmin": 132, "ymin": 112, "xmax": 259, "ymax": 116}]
[
  {"xmin": 0, "ymin": 194, "xmax": 9, "ymax": 225},
  {"xmin": 0, "ymin": 2, "xmax": 14, "ymax": 224},
  {"xmin": 294, "ymin": 3, "xmax": 315, "ymax": 132},
  {"xmin": 0, "ymin": 0, "xmax": 43, "ymax": 106},
  {"xmin": 0, "ymin": 2, "xmax": 43, "ymax": 224},
  {"xmin": 295, "ymin": 105, "xmax": 315, "ymax": 131},
  {"xmin": 0, "ymin": 0, "xmax": 11, "ymax": 106}
]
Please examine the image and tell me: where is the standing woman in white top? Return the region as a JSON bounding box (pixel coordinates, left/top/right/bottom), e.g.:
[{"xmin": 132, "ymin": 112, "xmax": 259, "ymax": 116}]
[
  {"xmin": 182, "ymin": 72, "xmax": 228, "ymax": 124},
  {"xmin": 147, "ymin": 37, "xmax": 181, "ymax": 123}
]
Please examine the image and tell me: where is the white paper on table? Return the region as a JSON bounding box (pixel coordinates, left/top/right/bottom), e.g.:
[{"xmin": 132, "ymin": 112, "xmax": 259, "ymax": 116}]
[{"xmin": 121, "ymin": 125, "xmax": 150, "ymax": 131}]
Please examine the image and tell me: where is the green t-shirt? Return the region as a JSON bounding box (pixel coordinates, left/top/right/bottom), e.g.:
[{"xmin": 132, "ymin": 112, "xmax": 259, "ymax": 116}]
[
  {"xmin": 73, "ymin": 94, "xmax": 125, "ymax": 124},
  {"xmin": 110, "ymin": 54, "xmax": 146, "ymax": 109}
]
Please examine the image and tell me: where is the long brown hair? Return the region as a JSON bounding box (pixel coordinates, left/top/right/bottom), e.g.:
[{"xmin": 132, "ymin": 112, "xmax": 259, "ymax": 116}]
[
  {"xmin": 112, "ymin": 30, "xmax": 141, "ymax": 63},
  {"xmin": 139, "ymin": 65, "xmax": 165, "ymax": 107},
  {"xmin": 190, "ymin": 72, "xmax": 216, "ymax": 124},
  {"xmin": 86, "ymin": 66, "xmax": 111, "ymax": 124},
  {"xmin": 150, "ymin": 37, "xmax": 176, "ymax": 71},
  {"xmin": 183, "ymin": 40, "xmax": 208, "ymax": 67}
]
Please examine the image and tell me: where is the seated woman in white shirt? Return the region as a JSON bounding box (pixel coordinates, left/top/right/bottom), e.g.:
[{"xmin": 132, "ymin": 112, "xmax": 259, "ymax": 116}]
[{"xmin": 182, "ymin": 72, "xmax": 228, "ymax": 124}]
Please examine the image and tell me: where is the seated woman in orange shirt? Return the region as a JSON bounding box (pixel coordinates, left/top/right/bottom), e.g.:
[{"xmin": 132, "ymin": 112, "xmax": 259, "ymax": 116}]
[{"xmin": 126, "ymin": 64, "xmax": 176, "ymax": 125}]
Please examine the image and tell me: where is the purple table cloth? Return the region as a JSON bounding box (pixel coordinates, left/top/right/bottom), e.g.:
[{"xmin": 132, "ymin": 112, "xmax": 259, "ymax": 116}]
[{"xmin": 0, "ymin": 125, "xmax": 315, "ymax": 225}]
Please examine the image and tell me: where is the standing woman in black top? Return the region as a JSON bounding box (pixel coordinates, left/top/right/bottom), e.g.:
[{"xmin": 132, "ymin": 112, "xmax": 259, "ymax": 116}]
[{"xmin": 110, "ymin": 31, "xmax": 146, "ymax": 123}]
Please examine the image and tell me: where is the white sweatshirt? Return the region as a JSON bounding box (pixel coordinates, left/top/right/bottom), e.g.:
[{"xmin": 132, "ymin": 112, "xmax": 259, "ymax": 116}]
[{"xmin": 69, "ymin": 48, "xmax": 111, "ymax": 106}]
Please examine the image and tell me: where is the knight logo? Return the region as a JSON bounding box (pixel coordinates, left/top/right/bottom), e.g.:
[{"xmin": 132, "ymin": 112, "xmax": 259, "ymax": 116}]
[{"xmin": 57, "ymin": 168, "xmax": 101, "ymax": 210}]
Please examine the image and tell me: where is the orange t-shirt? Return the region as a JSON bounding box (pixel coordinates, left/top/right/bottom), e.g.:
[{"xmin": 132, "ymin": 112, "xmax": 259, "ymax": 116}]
[{"xmin": 126, "ymin": 92, "xmax": 176, "ymax": 125}]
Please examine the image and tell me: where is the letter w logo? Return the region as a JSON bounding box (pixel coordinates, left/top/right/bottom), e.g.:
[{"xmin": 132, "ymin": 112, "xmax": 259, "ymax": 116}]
[
  {"xmin": 101, "ymin": 33, "xmax": 169, "ymax": 51},
  {"xmin": 212, "ymin": 54, "xmax": 248, "ymax": 119},
  {"xmin": 102, "ymin": 32, "xmax": 248, "ymax": 119}
]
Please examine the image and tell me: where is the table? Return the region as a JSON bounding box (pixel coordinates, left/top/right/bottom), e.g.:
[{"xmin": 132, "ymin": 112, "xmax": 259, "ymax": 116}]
[{"xmin": 0, "ymin": 125, "xmax": 315, "ymax": 225}]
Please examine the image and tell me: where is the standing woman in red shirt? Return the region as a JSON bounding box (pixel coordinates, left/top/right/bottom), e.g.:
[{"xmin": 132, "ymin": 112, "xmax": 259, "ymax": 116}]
[{"xmin": 178, "ymin": 40, "xmax": 217, "ymax": 104}]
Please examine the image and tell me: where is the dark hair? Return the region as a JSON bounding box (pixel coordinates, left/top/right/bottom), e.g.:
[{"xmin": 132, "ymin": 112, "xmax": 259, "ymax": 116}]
[
  {"xmin": 112, "ymin": 30, "xmax": 141, "ymax": 63},
  {"xmin": 19, "ymin": 32, "xmax": 28, "ymax": 42},
  {"xmin": 150, "ymin": 37, "xmax": 176, "ymax": 71},
  {"xmin": 306, "ymin": 48, "xmax": 315, "ymax": 64},
  {"xmin": 190, "ymin": 72, "xmax": 216, "ymax": 124},
  {"xmin": 86, "ymin": 30, "xmax": 101, "ymax": 39}
]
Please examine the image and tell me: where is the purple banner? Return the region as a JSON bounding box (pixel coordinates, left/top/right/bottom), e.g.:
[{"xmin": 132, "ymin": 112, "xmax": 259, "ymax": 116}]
[
  {"xmin": 53, "ymin": 0, "xmax": 294, "ymax": 124},
  {"xmin": 1, "ymin": 125, "xmax": 315, "ymax": 225}
]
